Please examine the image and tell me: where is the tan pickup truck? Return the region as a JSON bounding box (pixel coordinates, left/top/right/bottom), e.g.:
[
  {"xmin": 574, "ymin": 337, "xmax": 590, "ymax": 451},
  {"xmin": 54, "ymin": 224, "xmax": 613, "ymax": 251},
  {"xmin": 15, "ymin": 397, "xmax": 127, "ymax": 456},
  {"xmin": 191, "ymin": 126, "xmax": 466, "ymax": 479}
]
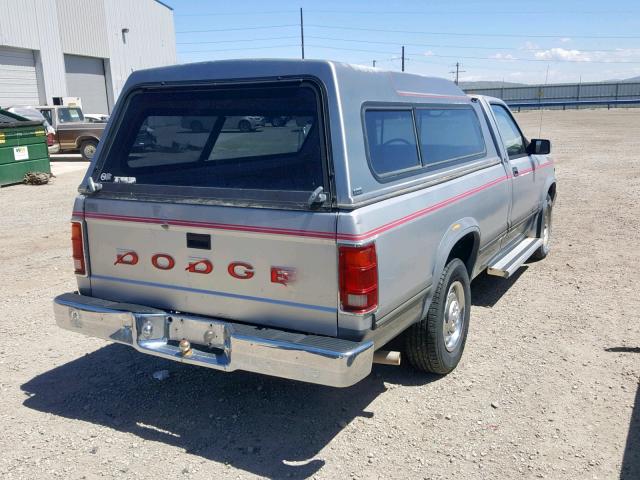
[{"xmin": 37, "ymin": 106, "xmax": 105, "ymax": 160}]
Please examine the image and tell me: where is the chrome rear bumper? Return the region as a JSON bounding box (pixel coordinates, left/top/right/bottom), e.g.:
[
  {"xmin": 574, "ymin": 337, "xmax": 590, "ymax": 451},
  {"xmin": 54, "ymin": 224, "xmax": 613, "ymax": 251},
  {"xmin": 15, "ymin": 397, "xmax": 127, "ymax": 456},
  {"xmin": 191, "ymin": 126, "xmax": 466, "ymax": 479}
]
[{"xmin": 53, "ymin": 293, "xmax": 373, "ymax": 387}]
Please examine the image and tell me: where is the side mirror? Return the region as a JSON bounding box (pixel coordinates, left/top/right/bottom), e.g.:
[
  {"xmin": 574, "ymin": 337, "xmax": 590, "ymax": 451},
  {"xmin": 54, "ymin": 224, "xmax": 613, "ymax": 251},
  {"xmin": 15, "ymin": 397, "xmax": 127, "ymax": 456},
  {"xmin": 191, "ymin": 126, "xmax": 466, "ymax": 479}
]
[{"xmin": 527, "ymin": 139, "xmax": 551, "ymax": 155}]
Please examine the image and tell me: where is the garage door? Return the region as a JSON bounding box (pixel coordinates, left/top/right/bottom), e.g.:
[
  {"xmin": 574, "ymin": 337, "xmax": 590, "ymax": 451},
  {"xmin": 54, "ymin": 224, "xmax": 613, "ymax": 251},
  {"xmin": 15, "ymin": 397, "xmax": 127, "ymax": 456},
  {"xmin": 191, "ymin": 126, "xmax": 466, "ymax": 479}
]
[
  {"xmin": 0, "ymin": 46, "xmax": 40, "ymax": 108},
  {"xmin": 64, "ymin": 54, "xmax": 109, "ymax": 114}
]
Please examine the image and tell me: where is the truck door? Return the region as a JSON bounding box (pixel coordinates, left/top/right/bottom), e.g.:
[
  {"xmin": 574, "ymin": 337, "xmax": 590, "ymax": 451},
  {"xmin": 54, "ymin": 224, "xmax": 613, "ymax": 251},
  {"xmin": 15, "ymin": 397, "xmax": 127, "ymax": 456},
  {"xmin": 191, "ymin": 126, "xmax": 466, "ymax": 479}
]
[{"xmin": 489, "ymin": 103, "xmax": 539, "ymax": 237}]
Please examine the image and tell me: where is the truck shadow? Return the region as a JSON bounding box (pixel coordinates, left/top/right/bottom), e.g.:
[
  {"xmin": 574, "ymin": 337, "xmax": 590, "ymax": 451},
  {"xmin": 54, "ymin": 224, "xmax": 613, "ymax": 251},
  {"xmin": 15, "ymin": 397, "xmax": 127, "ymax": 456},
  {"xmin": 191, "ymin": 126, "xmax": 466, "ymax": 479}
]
[
  {"xmin": 471, "ymin": 268, "xmax": 527, "ymax": 308},
  {"xmin": 605, "ymin": 347, "xmax": 640, "ymax": 480},
  {"xmin": 21, "ymin": 344, "xmax": 438, "ymax": 479}
]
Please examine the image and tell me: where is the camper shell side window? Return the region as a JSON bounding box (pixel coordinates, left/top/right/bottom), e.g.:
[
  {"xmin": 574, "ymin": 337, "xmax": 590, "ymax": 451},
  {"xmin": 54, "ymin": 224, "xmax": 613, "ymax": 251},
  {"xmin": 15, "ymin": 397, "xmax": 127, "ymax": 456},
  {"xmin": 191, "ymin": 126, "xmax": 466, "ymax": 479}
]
[{"xmin": 362, "ymin": 102, "xmax": 489, "ymax": 184}]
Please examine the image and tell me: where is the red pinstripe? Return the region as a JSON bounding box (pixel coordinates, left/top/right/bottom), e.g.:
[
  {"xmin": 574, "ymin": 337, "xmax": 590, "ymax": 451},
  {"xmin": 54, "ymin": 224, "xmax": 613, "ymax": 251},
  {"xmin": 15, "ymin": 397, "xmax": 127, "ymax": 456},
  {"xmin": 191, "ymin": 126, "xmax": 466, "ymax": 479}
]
[
  {"xmin": 396, "ymin": 90, "xmax": 470, "ymax": 100},
  {"xmin": 73, "ymin": 161, "xmax": 553, "ymax": 242}
]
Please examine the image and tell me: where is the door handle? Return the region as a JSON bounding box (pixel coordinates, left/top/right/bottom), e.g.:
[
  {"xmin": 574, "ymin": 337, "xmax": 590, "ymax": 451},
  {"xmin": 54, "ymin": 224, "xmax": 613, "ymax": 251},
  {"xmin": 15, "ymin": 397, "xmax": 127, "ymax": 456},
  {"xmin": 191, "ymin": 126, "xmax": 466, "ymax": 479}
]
[{"xmin": 512, "ymin": 166, "xmax": 519, "ymax": 177}]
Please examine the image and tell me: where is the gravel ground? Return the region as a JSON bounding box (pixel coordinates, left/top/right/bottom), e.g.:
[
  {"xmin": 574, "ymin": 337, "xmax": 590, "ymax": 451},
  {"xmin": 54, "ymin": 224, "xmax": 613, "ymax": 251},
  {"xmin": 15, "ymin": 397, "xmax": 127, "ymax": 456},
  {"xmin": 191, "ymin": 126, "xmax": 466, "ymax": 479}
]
[{"xmin": 0, "ymin": 108, "xmax": 638, "ymax": 480}]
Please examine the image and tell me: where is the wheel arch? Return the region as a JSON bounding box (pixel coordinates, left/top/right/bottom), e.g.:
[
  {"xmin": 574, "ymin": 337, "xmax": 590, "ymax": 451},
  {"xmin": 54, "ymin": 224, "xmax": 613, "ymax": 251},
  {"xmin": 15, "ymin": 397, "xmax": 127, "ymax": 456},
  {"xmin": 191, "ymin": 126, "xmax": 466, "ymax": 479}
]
[
  {"xmin": 536, "ymin": 181, "xmax": 556, "ymax": 237},
  {"xmin": 432, "ymin": 218, "xmax": 481, "ymax": 282},
  {"xmin": 76, "ymin": 135, "xmax": 100, "ymax": 149},
  {"xmin": 547, "ymin": 181, "xmax": 557, "ymax": 202}
]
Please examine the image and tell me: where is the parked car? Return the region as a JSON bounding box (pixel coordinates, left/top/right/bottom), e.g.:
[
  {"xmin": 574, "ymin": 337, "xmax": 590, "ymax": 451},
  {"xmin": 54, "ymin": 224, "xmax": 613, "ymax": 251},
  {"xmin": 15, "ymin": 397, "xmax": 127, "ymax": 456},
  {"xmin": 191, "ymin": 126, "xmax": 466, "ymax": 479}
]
[
  {"xmin": 265, "ymin": 116, "xmax": 290, "ymax": 127},
  {"xmin": 84, "ymin": 113, "xmax": 109, "ymax": 123},
  {"xmin": 6, "ymin": 106, "xmax": 60, "ymax": 154},
  {"xmin": 54, "ymin": 60, "xmax": 556, "ymax": 387},
  {"xmin": 37, "ymin": 105, "xmax": 105, "ymax": 160},
  {"xmin": 0, "ymin": 108, "xmax": 50, "ymax": 186},
  {"xmin": 180, "ymin": 115, "xmax": 265, "ymax": 133}
]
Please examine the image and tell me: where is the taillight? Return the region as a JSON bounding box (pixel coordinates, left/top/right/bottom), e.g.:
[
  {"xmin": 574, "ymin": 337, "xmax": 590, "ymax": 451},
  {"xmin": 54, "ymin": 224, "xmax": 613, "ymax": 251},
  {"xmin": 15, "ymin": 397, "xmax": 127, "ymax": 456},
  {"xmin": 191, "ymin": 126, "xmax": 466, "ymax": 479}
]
[
  {"xmin": 339, "ymin": 243, "xmax": 378, "ymax": 313},
  {"xmin": 46, "ymin": 132, "xmax": 54, "ymax": 147},
  {"xmin": 71, "ymin": 221, "xmax": 86, "ymax": 275}
]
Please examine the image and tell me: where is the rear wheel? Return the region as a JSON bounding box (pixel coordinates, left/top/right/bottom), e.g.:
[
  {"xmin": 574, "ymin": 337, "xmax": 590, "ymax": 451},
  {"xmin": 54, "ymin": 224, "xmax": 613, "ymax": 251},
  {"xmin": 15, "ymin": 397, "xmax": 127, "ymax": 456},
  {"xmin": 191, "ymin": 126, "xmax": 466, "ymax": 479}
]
[
  {"xmin": 405, "ymin": 258, "xmax": 471, "ymax": 374},
  {"xmin": 532, "ymin": 194, "xmax": 553, "ymax": 260},
  {"xmin": 271, "ymin": 116, "xmax": 286, "ymax": 127},
  {"xmin": 238, "ymin": 119, "xmax": 251, "ymax": 132},
  {"xmin": 80, "ymin": 139, "xmax": 98, "ymax": 161}
]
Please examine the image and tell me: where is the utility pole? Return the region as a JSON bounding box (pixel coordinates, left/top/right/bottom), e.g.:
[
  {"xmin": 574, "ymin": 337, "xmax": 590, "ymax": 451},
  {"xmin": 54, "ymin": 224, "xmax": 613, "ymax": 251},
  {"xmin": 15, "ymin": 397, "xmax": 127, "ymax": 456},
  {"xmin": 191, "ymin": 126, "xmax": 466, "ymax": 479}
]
[
  {"xmin": 449, "ymin": 62, "xmax": 465, "ymax": 85},
  {"xmin": 372, "ymin": 59, "xmax": 376, "ymax": 68},
  {"xmin": 401, "ymin": 46, "xmax": 405, "ymax": 72},
  {"xmin": 300, "ymin": 7, "xmax": 304, "ymax": 60}
]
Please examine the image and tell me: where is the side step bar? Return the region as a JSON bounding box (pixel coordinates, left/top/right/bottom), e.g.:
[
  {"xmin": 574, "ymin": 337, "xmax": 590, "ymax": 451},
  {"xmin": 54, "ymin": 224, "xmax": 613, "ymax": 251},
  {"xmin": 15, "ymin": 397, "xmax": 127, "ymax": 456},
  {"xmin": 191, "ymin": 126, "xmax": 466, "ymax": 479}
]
[{"xmin": 487, "ymin": 237, "xmax": 543, "ymax": 278}]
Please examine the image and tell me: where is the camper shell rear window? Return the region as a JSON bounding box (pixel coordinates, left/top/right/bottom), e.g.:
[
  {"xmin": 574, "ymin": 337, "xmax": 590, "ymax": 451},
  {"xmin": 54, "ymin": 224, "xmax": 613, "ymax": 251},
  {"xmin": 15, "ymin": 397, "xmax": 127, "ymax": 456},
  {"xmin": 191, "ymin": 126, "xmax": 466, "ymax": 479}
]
[{"xmin": 92, "ymin": 81, "xmax": 329, "ymax": 208}]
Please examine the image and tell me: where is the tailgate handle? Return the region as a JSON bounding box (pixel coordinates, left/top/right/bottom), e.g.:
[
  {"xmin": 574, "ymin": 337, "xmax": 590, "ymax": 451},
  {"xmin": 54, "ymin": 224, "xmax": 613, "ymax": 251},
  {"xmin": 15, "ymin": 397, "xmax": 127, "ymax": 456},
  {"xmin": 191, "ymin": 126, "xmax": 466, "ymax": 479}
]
[{"xmin": 187, "ymin": 233, "xmax": 211, "ymax": 250}]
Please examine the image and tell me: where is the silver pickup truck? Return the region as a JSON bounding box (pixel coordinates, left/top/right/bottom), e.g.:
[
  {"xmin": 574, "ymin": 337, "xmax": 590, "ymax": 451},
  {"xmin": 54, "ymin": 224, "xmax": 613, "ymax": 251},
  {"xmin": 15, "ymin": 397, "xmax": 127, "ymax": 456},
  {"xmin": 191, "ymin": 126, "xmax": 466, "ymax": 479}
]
[{"xmin": 53, "ymin": 60, "xmax": 556, "ymax": 387}]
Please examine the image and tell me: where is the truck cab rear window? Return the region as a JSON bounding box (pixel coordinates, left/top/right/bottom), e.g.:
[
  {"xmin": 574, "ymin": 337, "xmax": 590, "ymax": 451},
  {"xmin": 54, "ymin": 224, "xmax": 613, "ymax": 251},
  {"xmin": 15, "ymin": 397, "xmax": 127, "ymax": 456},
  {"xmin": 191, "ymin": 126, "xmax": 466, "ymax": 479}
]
[
  {"xmin": 95, "ymin": 84, "xmax": 325, "ymax": 196},
  {"xmin": 364, "ymin": 110, "xmax": 421, "ymax": 176},
  {"xmin": 416, "ymin": 107, "xmax": 486, "ymax": 167}
]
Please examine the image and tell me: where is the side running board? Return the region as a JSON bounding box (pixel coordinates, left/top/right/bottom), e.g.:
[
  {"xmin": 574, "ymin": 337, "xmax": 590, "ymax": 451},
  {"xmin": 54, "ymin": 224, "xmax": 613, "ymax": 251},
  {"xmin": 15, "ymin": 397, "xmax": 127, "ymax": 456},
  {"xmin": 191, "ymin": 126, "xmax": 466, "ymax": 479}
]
[{"xmin": 487, "ymin": 237, "xmax": 543, "ymax": 278}]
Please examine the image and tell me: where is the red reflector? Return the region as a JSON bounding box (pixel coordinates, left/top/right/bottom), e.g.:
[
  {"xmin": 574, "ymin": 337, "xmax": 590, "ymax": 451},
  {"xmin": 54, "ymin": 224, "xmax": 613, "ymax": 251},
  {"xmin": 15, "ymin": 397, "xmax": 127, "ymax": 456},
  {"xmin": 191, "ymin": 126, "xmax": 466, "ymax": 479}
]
[
  {"xmin": 71, "ymin": 221, "xmax": 85, "ymax": 275},
  {"xmin": 46, "ymin": 133, "xmax": 54, "ymax": 147},
  {"xmin": 339, "ymin": 243, "xmax": 378, "ymax": 313}
]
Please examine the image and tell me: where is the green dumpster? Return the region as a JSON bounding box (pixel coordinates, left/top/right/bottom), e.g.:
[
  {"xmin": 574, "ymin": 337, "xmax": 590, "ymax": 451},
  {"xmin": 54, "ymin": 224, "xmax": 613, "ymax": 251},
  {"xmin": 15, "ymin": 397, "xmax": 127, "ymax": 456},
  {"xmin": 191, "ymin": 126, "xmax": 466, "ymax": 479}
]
[{"xmin": 0, "ymin": 109, "xmax": 50, "ymax": 187}]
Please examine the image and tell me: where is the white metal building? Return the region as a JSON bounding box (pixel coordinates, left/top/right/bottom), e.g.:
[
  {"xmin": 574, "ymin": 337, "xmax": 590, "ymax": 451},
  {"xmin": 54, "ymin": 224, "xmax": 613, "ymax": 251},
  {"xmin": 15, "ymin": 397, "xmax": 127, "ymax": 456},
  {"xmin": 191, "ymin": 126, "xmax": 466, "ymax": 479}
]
[{"xmin": 0, "ymin": 0, "xmax": 176, "ymax": 114}]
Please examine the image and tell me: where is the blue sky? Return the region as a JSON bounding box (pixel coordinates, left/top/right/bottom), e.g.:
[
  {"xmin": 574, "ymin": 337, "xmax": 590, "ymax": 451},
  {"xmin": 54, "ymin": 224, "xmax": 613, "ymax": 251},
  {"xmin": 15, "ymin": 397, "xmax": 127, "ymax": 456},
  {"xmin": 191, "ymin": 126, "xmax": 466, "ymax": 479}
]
[{"xmin": 165, "ymin": 0, "xmax": 640, "ymax": 84}]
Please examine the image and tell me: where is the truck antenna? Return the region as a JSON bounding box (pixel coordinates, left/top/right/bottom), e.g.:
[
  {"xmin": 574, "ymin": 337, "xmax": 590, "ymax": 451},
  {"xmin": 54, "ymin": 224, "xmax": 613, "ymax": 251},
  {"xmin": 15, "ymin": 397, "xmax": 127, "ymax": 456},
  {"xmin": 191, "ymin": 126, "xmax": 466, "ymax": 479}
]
[
  {"xmin": 300, "ymin": 8, "xmax": 305, "ymax": 60},
  {"xmin": 538, "ymin": 64, "xmax": 550, "ymax": 137}
]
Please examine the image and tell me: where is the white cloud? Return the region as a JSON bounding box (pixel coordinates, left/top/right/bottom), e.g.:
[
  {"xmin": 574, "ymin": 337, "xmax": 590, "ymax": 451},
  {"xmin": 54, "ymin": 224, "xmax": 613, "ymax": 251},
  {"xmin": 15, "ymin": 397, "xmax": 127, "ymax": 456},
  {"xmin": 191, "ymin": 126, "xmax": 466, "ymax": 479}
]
[
  {"xmin": 560, "ymin": 37, "xmax": 572, "ymax": 43},
  {"xmin": 423, "ymin": 50, "xmax": 434, "ymax": 57},
  {"xmin": 534, "ymin": 48, "xmax": 592, "ymax": 62},
  {"xmin": 610, "ymin": 48, "xmax": 640, "ymax": 59},
  {"xmin": 491, "ymin": 53, "xmax": 516, "ymax": 61},
  {"xmin": 522, "ymin": 41, "xmax": 540, "ymax": 51},
  {"xmin": 534, "ymin": 47, "xmax": 640, "ymax": 63}
]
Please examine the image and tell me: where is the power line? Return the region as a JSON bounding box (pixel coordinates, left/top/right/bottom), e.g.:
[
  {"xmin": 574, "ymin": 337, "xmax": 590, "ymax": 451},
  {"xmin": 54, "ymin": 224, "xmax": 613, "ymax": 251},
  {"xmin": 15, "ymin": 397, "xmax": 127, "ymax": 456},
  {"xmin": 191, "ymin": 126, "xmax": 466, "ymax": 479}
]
[
  {"xmin": 175, "ymin": 23, "xmax": 640, "ymax": 39},
  {"xmin": 304, "ymin": 35, "xmax": 633, "ymax": 53},
  {"xmin": 176, "ymin": 24, "xmax": 297, "ymax": 34},
  {"xmin": 180, "ymin": 44, "xmax": 299, "ymax": 54},
  {"xmin": 304, "ymin": 9, "xmax": 639, "ymax": 15},
  {"xmin": 408, "ymin": 52, "xmax": 640, "ymax": 64},
  {"xmin": 177, "ymin": 42, "xmax": 640, "ymax": 65},
  {"xmin": 177, "ymin": 35, "xmax": 299, "ymax": 45},
  {"xmin": 291, "ymin": 44, "xmax": 640, "ymax": 64},
  {"xmin": 305, "ymin": 24, "xmax": 640, "ymax": 39},
  {"xmin": 176, "ymin": 33, "xmax": 637, "ymax": 55},
  {"xmin": 174, "ymin": 9, "xmax": 640, "ymax": 17},
  {"xmin": 305, "ymin": 44, "xmax": 399, "ymax": 55},
  {"xmin": 176, "ymin": 10, "xmax": 293, "ymax": 16}
]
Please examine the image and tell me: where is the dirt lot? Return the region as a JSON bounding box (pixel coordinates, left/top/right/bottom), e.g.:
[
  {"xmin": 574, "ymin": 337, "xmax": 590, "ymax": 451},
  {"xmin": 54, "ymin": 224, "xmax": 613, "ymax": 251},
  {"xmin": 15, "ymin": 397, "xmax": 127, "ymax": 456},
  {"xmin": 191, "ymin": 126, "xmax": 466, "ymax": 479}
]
[{"xmin": 0, "ymin": 109, "xmax": 638, "ymax": 480}]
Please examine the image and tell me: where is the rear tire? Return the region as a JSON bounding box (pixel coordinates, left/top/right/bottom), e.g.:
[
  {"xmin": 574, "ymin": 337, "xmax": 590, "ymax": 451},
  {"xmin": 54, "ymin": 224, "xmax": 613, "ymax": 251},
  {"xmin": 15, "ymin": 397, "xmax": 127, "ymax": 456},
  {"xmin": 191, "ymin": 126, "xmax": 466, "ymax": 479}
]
[
  {"xmin": 532, "ymin": 194, "xmax": 553, "ymax": 260},
  {"xmin": 405, "ymin": 258, "xmax": 471, "ymax": 374},
  {"xmin": 80, "ymin": 139, "xmax": 98, "ymax": 161},
  {"xmin": 238, "ymin": 119, "xmax": 251, "ymax": 132}
]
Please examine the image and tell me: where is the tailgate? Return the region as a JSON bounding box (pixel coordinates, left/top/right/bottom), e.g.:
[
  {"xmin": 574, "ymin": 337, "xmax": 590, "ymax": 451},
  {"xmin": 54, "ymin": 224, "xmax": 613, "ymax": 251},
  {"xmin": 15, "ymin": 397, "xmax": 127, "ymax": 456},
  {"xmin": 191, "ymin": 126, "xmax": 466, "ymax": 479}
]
[{"xmin": 82, "ymin": 199, "xmax": 339, "ymax": 336}]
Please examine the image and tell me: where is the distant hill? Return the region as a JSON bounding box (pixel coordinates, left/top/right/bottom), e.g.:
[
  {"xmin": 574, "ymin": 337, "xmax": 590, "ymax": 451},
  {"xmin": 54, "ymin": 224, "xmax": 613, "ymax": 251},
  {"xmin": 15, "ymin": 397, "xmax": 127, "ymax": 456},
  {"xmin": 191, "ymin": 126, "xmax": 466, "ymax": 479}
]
[
  {"xmin": 459, "ymin": 81, "xmax": 528, "ymax": 89},
  {"xmin": 460, "ymin": 77, "xmax": 639, "ymax": 89}
]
